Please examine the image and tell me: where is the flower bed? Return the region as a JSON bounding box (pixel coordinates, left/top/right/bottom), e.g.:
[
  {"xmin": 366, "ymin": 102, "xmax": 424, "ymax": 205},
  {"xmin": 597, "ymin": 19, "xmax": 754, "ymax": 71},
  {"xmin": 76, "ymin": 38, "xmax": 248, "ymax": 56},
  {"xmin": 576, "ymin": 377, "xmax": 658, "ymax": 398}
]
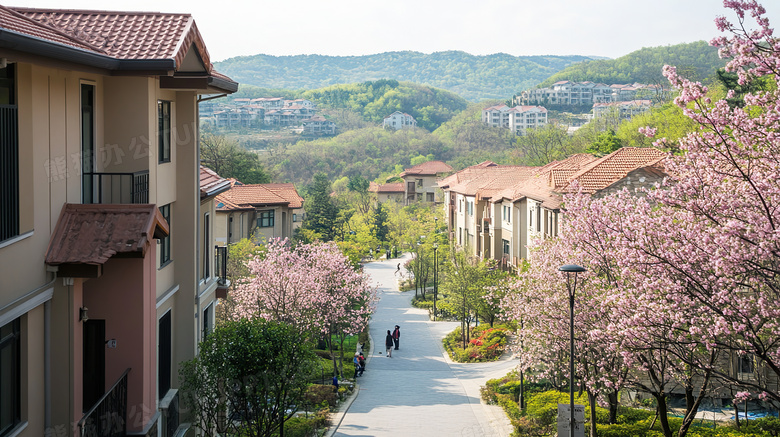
[{"xmin": 442, "ymin": 324, "xmax": 509, "ymax": 363}]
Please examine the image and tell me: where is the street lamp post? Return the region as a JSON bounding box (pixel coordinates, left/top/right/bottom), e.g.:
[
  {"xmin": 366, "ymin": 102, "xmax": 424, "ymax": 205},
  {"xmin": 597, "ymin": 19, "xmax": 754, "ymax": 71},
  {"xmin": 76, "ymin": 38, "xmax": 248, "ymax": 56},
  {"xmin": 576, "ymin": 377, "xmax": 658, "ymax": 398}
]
[
  {"xmin": 433, "ymin": 242, "xmax": 438, "ymax": 321},
  {"xmin": 559, "ymin": 264, "xmax": 586, "ymax": 437}
]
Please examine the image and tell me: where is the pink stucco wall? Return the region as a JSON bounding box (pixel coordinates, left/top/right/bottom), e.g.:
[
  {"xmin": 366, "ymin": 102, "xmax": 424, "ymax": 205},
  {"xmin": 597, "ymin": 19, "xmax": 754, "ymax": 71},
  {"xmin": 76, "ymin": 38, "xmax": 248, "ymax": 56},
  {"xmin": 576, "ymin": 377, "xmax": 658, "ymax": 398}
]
[{"xmin": 82, "ymin": 244, "xmax": 157, "ymax": 433}]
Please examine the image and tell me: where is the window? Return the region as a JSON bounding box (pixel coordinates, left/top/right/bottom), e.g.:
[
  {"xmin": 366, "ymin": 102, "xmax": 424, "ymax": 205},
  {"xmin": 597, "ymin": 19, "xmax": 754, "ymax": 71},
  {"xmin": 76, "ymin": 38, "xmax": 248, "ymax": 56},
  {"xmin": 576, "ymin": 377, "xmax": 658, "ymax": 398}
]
[
  {"xmin": 158, "ymin": 100, "xmax": 171, "ymax": 163},
  {"xmin": 738, "ymin": 354, "xmax": 754, "ymax": 375},
  {"xmin": 0, "ymin": 65, "xmax": 18, "ymax": 242},
  {"xmin": 416, "ymin": 178, "xmax": 423, "ymax": 188},
  {"xmin": 536, "ymin": 205, "xmax": 542, "ymax": 232},
  {"xmin": 203, "ymin": 304, "xmax": 213, "ymax": 338},
  {"xmin": 467, "ymin": 200, "xmax": 474, "ymax": 216},
  {"xmin": 0, "ymin": 318, "xmax": 20, "ymax": 436},
  {"xmin": 203, "ymin": 213, "xmax": 210, "ymax": 279},
  {"xmin": 529, "ymin": 207, "xmax": 533, "ymax": 228},
  {"xmin": 159, "ymin": 204, "xmax": 171, "ymax": 267},
  {"xmin": 503, "ymin": 205, "xmax": 511, "ymax": 223},
  {"xmin": 426, "ymin": 192, "xmax": 434, "ymax": 202},
  {"xmin": 258, "ymin": 210, "xmax": 274, "ymax": 228},
  {"xmin": 81, "ymin": 83, "xmax": 95, "ymax": 204},
  {"xmin": 293, "ymin": 213, "xmax": 299, "ymax": 222},
  {"xmin": 158, "ymin": 311, "xmax": 171, "ymax": 400},
  {"xmin": 502, "ymin": 239, "xmax": 510, "ymax": 255}
]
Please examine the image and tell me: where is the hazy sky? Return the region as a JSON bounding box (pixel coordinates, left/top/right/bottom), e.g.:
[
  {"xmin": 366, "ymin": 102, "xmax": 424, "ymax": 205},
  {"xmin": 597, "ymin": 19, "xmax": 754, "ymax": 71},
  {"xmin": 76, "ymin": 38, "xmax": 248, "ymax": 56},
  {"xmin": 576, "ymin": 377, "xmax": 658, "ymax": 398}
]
[{"xmin": 8, "ymin": 0, "xmax": 779, "ymax": 62}]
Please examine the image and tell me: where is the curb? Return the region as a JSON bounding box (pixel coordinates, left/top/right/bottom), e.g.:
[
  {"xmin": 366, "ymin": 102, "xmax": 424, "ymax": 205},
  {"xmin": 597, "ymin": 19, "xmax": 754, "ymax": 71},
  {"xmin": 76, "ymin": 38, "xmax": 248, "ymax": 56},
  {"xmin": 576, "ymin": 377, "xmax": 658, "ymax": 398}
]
[{"xmin": 324, "ymin": 328, "xmax": 374, "ymax": 437}]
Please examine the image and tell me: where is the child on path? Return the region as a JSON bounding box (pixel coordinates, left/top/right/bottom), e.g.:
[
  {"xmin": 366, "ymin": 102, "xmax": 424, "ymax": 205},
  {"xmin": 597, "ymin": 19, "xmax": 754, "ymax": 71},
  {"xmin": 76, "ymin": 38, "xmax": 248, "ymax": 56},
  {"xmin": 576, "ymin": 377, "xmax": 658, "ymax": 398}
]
[
  {"xmin": 395, "ymin": 263, "xmax": 401, "ymax": 275},
  {"xmin": 385, "ymin": 330, "xmax": 394, "ymax": 357},
  {"xmin": 392, "ymin": 325, "xmax": 400, "ymax": 350}
]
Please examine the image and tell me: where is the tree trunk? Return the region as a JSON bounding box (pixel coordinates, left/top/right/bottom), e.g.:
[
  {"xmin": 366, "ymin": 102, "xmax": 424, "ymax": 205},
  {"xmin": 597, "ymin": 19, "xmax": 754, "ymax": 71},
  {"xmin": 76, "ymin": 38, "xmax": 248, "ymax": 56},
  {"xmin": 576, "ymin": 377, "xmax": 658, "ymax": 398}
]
[
  {"xmin": 654, "ymin": 393, "xmax": 673, "ymax": 437},
  {"xmin": 607, "ymin": 390, "xmax": 618, "ymax": 424},
  {"xmin": 677, "ymin": 367, "xmax": 712, "ymax": 437},
  {"xmin": 587, "ymin": 390, "xmax": 597, "ymax": 437},
  {"xmin": 326, "ymin": 335, "xmax": 339, "ymax": 378}
]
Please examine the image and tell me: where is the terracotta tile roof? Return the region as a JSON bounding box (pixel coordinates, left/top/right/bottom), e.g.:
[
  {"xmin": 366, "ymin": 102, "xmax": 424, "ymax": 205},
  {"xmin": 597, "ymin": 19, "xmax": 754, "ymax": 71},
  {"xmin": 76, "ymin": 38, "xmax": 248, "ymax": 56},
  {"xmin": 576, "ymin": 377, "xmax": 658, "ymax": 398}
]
[
  {"xmin": 12, "ymin": 7, "xmax": 203, "ymax": 65},
  {"xmin": 561, "ymin": 147, "xmax": 667, "ymax": 193},
  {"xmin": 369, "ymin": 182, "xmax": 405, "ymax": 193},
  {"xmin": 0, "ymin": 5, "xmax": 99, "ymax": 52},
  {"xmin": 2, "ymin": 6, "xmax": 236, "ymax": 90},
  {"xmin": 216, "ymin": 183, "xmax": 304, "ymax": 211},
  {"xmin": 45, "ymin": 203, "xmax": 169, "ymax": 266},
  {"xmin": 199, "ymin": 166, "xmax": 230, "ymax": 199},
  {"xmin": 440, "ymin": 164, "xmax": 537, "ymax": 198},
  {"xmin": 400, "ymin": 160, "xmax": 453, "ymax": 177}
]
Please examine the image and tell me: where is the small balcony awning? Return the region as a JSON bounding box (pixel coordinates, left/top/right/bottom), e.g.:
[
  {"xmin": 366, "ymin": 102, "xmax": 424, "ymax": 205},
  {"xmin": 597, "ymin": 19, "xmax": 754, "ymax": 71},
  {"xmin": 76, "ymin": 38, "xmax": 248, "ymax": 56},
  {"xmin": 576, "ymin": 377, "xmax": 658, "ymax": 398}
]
[{"xmin": 45, "ymin": 204, "xmax": 169, "ymax": 278}]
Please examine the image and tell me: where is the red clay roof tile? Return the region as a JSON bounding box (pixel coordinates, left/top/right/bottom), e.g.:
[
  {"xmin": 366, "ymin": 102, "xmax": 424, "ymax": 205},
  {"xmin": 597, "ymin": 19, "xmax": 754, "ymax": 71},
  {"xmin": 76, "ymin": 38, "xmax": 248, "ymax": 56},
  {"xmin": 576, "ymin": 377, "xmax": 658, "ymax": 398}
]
[{"xmin": 45, "ymin": 203, "xmax": 169, "ymax": 266}]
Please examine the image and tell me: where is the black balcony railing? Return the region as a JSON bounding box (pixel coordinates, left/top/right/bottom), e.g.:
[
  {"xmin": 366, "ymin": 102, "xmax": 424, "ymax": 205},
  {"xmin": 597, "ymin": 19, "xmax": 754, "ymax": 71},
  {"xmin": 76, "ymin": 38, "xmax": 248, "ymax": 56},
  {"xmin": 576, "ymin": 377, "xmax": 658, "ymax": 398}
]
[
  {"xmin": 78, "ymin": 368, "xmax": 129, "ymax": 437},
  {"xmin": 82, "ymin": 171, "xmax": 149, "ymax": 204},
  {"xmin": 159, "ymin": 389, "xmax": 179, "ymax": 437}
]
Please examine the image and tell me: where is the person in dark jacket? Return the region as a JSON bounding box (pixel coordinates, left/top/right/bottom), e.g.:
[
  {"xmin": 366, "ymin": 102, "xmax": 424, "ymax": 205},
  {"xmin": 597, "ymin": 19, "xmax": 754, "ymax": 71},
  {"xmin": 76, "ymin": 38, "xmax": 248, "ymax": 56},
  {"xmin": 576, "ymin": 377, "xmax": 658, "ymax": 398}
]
[
  {"xmin": 392, "ymin": 325, "xmax": 400, "ymax": 350},
  {"xmin": 385, "ymin": 330, "xmax": 394, "ymax": 358}
]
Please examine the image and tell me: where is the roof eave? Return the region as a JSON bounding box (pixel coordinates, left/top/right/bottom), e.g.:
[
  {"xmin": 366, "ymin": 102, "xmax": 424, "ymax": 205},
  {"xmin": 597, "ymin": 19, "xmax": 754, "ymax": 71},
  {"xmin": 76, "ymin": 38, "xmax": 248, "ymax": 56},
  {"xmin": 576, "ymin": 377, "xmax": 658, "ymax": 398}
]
[{"xmin": 0, "ymin": 29, "xmax": 177, "ymax": 72}]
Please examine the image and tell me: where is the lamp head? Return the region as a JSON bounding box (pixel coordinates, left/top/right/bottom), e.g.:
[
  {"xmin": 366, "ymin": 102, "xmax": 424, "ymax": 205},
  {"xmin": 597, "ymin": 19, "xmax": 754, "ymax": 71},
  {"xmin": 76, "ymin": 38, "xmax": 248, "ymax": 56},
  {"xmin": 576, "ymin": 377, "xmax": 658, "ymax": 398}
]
[{"xmin": 558, "ymin": 264, "xmax": 586, "ymax": 273}]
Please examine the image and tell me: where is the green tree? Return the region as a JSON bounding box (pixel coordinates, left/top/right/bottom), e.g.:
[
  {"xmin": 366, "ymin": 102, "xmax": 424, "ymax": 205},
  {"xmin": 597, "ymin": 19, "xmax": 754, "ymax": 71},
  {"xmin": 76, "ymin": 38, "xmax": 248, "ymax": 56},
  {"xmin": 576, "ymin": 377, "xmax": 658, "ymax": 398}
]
[
  {"xmin": 200, "ymin": 132, "xmax": 271, "ymax": 184},
  {"xmin": 585, "ymin": 129, "xmax": 622, "ymax": 155},
  {"xmin": 298, "ymin": 173, "xmax": 339, "ymax": 242},
  {"xmin": 372, "ymin": 202, "xmax": 389, "ymax": 243},
  {"xmin": 179, "ymin": 318, "xmax": 316, "ymax": 437}
]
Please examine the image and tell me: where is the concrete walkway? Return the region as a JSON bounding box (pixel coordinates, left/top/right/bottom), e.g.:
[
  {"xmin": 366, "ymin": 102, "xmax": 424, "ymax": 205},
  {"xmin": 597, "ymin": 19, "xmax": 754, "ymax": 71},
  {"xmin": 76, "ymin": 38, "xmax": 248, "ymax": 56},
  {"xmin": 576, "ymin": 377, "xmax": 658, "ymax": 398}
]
[{"xmin": 331, "ymin": 255, "xmax": 516, "ymax": 437}]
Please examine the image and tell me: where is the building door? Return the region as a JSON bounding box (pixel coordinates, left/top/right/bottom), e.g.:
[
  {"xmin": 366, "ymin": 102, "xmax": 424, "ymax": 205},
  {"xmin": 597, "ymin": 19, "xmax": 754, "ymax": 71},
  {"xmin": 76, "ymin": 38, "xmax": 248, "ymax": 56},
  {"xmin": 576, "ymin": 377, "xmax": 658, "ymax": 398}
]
[{"xmin": 83, "ymin": 319, "xmax": 105, "ymax": 412}]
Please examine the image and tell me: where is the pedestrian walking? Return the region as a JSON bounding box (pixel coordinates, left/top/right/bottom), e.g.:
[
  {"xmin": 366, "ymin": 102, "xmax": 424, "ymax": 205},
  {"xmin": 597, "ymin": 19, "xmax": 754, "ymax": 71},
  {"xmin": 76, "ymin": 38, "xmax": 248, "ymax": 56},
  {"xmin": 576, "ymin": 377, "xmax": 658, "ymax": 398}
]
[
  {"xmin": 385, "ymin": 330, "xmax": 394, "ymax": 357},
  {"xmin": 353, "ymin": 352, "xmax": 363, "ymax": 377},
  {"xmin": 395, "ymin": 263, "xmax": 401, "ymax": 275},
  {"xmin": 392, "ymin": 325, "xmax": 400, "ymax": 350}
]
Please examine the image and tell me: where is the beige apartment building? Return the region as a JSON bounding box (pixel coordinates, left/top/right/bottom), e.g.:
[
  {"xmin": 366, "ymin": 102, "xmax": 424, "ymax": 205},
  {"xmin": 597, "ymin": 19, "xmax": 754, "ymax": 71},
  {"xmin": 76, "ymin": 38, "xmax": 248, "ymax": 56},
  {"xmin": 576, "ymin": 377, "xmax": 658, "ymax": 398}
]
[
  {"xmin": 400, "ymin": 160, "xmax": 453, "ymax": 205},
  {"xmin": 0, "ymin": 6, "xmax": 235, "ymax": 437},
  {"xmin": 439, "ymin": 148, "xmax": 668, "ymax": 270}
]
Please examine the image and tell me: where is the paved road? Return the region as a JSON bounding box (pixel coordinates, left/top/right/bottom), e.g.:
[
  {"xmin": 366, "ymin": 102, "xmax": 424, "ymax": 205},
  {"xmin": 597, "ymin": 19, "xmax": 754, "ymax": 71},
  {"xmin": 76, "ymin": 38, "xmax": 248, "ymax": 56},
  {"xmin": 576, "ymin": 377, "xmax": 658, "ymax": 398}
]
[{"xmin": 332, "ymin": 255, "xmax": 516, "ymax": 437}]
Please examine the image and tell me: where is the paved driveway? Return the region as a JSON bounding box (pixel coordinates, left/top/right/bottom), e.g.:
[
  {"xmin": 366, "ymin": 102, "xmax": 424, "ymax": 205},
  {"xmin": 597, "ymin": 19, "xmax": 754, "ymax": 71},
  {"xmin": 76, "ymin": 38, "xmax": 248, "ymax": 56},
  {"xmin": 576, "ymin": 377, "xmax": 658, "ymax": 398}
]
[{"xmin": 332, "ymin": 255, "xmax": 516, "ymax": 437}]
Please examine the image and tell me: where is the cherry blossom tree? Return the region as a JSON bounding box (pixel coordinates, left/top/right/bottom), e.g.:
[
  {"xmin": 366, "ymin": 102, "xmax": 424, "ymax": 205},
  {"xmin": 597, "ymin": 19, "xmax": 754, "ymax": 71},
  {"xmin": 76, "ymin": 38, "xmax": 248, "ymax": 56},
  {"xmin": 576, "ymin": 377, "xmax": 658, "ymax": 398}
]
[
  {"xmin": 503, "ymin": 3, "xmax": 780, "ymax": 436},
  {"xmin": 231, "ymin": 238, "xmax": 377, "ymax": 377}
]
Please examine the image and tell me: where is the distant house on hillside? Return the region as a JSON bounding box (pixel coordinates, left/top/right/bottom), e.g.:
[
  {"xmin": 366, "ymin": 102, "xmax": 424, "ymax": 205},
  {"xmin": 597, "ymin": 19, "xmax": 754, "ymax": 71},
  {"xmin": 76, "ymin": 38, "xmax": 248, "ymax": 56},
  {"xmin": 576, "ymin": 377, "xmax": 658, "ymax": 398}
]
[
  {"xmin": 482, "ymin": 104, "xmax": 512, "ymax": 128},
  {"xmin": 303, "ymin": 115, "xmax": 336, "ymax": 135},
  {"xmin": 508, "ymin": 105, "xmax": 547, "ymax": 135},
  {"xmin": 383, "ymin": 111, "xmax": 417, "ymax": 130},
  {"xmin": 593, "ymin": 100, "xmax": 651, "ymax": 120},
  {"xmin": 400, "ymin": 160, "xmax": 454, "ymax": 205},
  {"xmin": 369, "ymin": 182, "xmax": 405, "ymax": 203},
  {"xmin": 482, "ymin": 104, "xmax": 547, "ymax": 134}
]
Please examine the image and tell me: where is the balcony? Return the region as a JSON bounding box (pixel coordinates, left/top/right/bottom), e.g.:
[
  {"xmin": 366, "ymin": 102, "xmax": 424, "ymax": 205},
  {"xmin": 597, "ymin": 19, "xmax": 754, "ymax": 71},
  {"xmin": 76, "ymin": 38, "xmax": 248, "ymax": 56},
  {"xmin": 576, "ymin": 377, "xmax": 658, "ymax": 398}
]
[
  {"xmin": 78, "ymin": 368, "xmax": 129, "ymax": 437},
  {"xmin": 82, "ymin": 171, "xmax": 149, "ymax": 204},
  {"xmin": 159, "ymin": 389, "xmax": 180, "ymax": 437}
]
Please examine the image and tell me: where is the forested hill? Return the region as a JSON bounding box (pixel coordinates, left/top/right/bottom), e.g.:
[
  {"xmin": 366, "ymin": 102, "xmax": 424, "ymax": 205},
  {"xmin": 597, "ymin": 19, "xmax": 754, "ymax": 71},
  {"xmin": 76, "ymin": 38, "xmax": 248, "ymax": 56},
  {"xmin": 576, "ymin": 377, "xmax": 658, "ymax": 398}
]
[
  {"xmin": 536, "ymin": 41, "xmax": 726, "ymax": 88},
  {"xmin": 213, "ymin": 51, "xmax": 595, "ymax": 101}
]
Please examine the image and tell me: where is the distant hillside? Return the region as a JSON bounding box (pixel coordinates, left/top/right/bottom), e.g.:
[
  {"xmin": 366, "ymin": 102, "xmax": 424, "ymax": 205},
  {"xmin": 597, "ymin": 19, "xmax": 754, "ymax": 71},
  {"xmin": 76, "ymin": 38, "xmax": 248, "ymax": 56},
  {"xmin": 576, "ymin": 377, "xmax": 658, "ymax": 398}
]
[
  {"xmin": 301, "ymin": 80, "xmax": 468, "ymax": 131},
  {"xmin": 214, "ymin": 51, "xmax": 595, "ymax": 101},
  {"xmin": 536, "ymin": 41, "xmax": 726, "ymax": 88}
]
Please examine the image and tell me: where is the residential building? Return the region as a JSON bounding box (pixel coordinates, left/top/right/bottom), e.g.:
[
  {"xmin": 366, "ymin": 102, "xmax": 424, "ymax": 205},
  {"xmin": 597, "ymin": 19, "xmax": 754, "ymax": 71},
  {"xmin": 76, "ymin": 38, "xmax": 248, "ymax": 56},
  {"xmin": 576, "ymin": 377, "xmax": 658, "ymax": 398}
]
[
  {"xmin": 383, "ymin": 111, "xmax": 417, "ymax": 130},
  {"xmin": 593, "ymin": 99, "xmax": 652, "ymax": 120},
  {"xmin": 520, "ymin": 81, "xmax": 657, "ymax": 107},
  {"xmin": 214, "ymin": 182, "xmax": 304, "ymax": 245},
  {"xmin": 369, "ymin": 182, "xmax": 405, "ymax": 203},
  {"xmin": 199, "ymin": 167, "xmax": 232, "ymax": 302},
  {"xmin": 0, "ymin": 6, "xmax": 236, "ymax": 437},
  {"xmin": 439, "ymin": 148, "xmax": 668, "ymax": 268},
  {"xmin": 481, "ymin": 104, "xmax": 511, "ymax": 128},
  {"xmin": 508, "ymin": 105, "xmax": 548, "ymax": 135},
  {"xmin": 400, "ymin": 160, "xmax": 454, "ymax": 205},
  {"xmin": 302, "ymin": 115, "xmax": 336, "ymax": 136}
]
